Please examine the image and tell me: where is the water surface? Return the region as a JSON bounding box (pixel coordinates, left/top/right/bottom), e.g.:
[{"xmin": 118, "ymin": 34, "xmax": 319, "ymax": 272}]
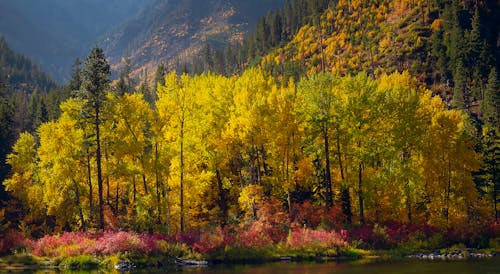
[{"xmin": 17, "ymin": 258, "xmax": 500, "ymax": 274}]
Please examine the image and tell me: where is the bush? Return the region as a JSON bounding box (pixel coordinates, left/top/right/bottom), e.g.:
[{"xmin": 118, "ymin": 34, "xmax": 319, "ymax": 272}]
[
  {"xmin": 192, "ymin": 227, "xmax": 232, "ymax": 253},
  {"xmin": 349, "ymin": 222, "xmax": 442, "ymax": 249},
  {"xmin": 0, "ymin": 230, "xmax": 31, "ymax": 255},
  {"xmin": 33, "ymin": 232, "xmax": 97, "ymax": 257},
  {"xmin": 220, "ymin": 245, "xmax": 275, "ymax": 262},
  {"xmin": 156, "ymin": 241, "xmax": 199, "ymax": 259},
  {"xmin": 60, "ymin": 255, "xmax": 99, "ymax": 269},
  {"xmin": 94, "ymin": 231, "xmax": 152, "ymax": 255},
  {"xmin": 287, "ymin": 228, "xmax": 347, "ymax": 252}
]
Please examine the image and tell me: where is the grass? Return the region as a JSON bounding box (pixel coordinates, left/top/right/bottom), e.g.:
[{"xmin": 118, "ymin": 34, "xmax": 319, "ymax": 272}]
[{"xmin": 59, "ymin": 255, "xmax": 99, "ymax": 269}]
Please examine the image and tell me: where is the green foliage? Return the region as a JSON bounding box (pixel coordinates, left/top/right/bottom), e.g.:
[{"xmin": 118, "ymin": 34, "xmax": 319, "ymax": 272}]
[
  {"xmin": 2, "ymin": 69, "xmax": 489, "ymax": 236},
  {"xmin": 59, "ymin": 255, "xmax": 99, "ymax": 269},
  {"xmin": 216, "ymin": 245, "xmax": 277, "ymax": 262},
  {"xmin": 396, "ymin": 233, "xmax": 445, "ymax": 254}
]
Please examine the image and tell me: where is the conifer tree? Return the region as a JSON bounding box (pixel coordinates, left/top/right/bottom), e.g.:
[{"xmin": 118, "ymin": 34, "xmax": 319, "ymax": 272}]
[
  {"xmin": 78, "ymin": 47, "xmax": 110, "ymax": 230},
  {"xmin": 482, "ymin": 68, "xmax": 499, "ymax": 129},
  {"xmin": 0, "ymin": 75, "xmax": 13, "ymax": 199},
  {"xmin": 453, "ymin": 60, "xmax": 466, "ymax": 110}
]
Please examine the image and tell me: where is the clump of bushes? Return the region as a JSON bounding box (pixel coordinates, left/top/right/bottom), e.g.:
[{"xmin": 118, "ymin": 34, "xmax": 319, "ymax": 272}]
[
  {"xmin": 0, "ymin": 201, "xmax": 498, "ymax": 265},
  {"xmin": 0, "ymin": 230, "xmax": 31, "ymax": 255},
  {"xmin": 59, "ymin": 255, "xmax": 99, "ymax": 269}
]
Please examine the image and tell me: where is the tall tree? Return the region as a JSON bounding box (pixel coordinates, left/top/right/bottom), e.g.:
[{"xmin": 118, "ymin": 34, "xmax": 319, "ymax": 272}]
[
  {"xmin": 157, "ymin": 72, "xmax": 198, "ymax": 233},
  {"xmin": 482, "ymin": 68, "xmax": 499, "ymax": 129},
  {"xmin": 78, "ymin": 48, "xmax": 110, "ymax": 230},
  {"xmin": 480, "ymin": 68, "xmax": 499, "ymax": 222},
  {"xmin": 298, "ymin": 73, "xmax": 335, "ymax": 208},
  {"xmin": 68, "ymin": 58, "xmax": 82, "ymax": 92},
  {"xmin": 0, "ymin": 75, "xmax": 14, "ymax": 199}
]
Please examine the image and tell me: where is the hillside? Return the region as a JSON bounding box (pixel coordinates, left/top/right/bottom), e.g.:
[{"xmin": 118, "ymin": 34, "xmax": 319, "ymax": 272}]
[
  {"xmin": 101, "ymin": 0, "xmax": 285, "ymax": 77},
  {"xmin": 259, "ymin": 0, "xmax": 498, "ymax": 107},
  {"xmin": 0, "ymin": 37, "xmax": 56, "ymax": 93},
  {"xmin": 0, "ymin": 0, "xmax": 154, "ymax": 82}
]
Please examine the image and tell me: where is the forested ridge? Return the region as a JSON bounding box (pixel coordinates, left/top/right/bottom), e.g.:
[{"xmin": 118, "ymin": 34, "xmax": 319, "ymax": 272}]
[{"xmin": 0, "ymin": 0, "xmax": 499, "ymax": 255}]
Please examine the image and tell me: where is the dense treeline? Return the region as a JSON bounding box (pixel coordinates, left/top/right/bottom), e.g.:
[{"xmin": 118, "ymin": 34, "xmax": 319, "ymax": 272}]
[
  {"xmin": 182, "ymin": 0, "xmax": 332, "ymax": 76},
  {"xmin": 259, "ymin": 0, "xmax": 499, "ymax": 103},
  {"xmin": 181, "ymin": 0, "xmax": 500, "ymax": 234},
  {"xmin": 186, "ymin": 0, "xmax": 499, "ymax": 115},
  {"xmin": 3, "ymin": 44, "xmax": 497, "ymax": 238},
  {"xmin": 0, "ymin": 37, "xmax": 56, "ymax": 93},
  {"xmin": 0, "ymin": 38, "xmax": 69, "ymax": 203},
  {"xmin": 0, "ymin": 0, "xmax": 498, "ymax": 251}
]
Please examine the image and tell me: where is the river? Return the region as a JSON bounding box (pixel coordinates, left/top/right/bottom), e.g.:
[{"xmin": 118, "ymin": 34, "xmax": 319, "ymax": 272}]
[{"xmin": 16, "ymin": 258, "xmax": 500, "ymax": 274}]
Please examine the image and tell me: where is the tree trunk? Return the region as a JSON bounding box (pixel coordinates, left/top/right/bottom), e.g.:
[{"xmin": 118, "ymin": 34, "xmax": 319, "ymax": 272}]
[
  {"xmin": 445, "ymin": 157, "xmax": 451, "ymax": 228},
  {"xmin": 405, "ymin": 181, "xmax": 412, "ymax": 223},
  {"xmin": 142, "ymin": 173, "xmax": 148, "ymax": 195},
  {"xmin": 73, "ymin": 179, "xmax": 86, "ymax": 231},
  {"xmin": 86, "ymin": 149, "xmax": 93, "ymax": 224},
  {"xmin": 95, "ymin": 106, "xmax": 104, "ymax": 230},
  {"xmin": 358, "ymin": 161, "xmax": 364, "ymax": 224},
  {"xmin": 216, "ymin": 169, "xmax": 228, "ymax": 226},
  {"xmin": 115, "ymin": 181, "xmax": 119, "ymax": 214},
  {"xmin": 105, "ymin": 148, "xmax": 110, "ymax": 205},
  {"xmin": 132, "ymin": 176, "xmax": 137, "ymax": 215},
  {"xmin": 323, "ymin": 126, "xmax": 333, "ymax": 207},
  {"xmin": 286, "ymin": 148, "xmax": 292, "ymax": 214},
  {"xmin": 494, "ymin": 187, "xmax": 498, "ymax": 223},
  {"xmin": 155, "ymin": 142, "xmax": 162, "ymax": 225},
  {"xmin": 180, "ymin": 120, "xmax": 185, "ymax": 233},
  {"xmin": 337, "ymin": 132, "xmax": 351, "ymax": 223},
  {"xmin": 403, "ymin": 149, "xmax": 412, "ymax": 223}
]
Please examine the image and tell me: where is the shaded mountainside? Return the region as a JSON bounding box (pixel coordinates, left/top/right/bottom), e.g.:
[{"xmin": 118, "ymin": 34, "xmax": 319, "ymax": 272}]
[
  {"xmin": 0, "ymin": 0, "xmax": 154, "ymax": 82},
  {"xmin": 0, "ymin": 37, "xmax": 56, "ymax": 93},
  {"xmin": 101, "ymin": 0, "xmax": 285, "ymax": 77}
]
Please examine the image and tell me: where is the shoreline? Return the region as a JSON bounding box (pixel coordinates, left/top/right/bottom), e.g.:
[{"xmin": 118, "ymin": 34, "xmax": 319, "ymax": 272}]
[{"xmin": 1, "ymin": 247, "xmax": 498, "ymax": 271}]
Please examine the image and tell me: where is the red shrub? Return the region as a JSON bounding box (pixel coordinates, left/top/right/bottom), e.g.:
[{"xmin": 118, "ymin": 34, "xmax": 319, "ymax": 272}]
[
  {"xmin": 237, "ymin": 221, "xmax": 276, "ymax": 248},
  {"xmin": 94, "ymin": 231, "xmax": 151, "ymax": 255},
  {"xmin": 287, "ymin": 228, "xmax": 347, "ymax": 249},
  {"xmin": 290, "ymin": 202, "xmax": 322, "ymax": 228},
  {"xmin": 170, "ymin": 231, "xmax": 199, "ymax": 246},
  {"xmin": 33, "ymin": 232, "xmax": 97, "ymax": 257},
  {"xmin": 0, "ymin": 230, "xmax": 31, "ymax": 255},
  {"xmin": 317, "ymin": 205, "xmax": 346, "ymax": 229},
  {"xmin": 192, "ymin": 227, "xmax": 233, "ymax": 253}
]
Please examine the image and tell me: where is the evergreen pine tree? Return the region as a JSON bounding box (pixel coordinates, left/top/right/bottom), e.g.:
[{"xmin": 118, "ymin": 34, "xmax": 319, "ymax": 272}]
[
  {"xmin": 453, "ymin": 59, "xmax": 466, "ymax": 110},
  {"xmin": 0, "ymin": 74, "xmax": 14, "ymax": 199},
  {"xmin": 78, "ymin": 47, "xmax": 110, "ymax": 230},
  {"xmin": 482, "ymin": 68, "xmax": 499, "ymax": 129},
  {"xmin": 68, "ymin": 58, "xmax": 82, "ymax": 93}
]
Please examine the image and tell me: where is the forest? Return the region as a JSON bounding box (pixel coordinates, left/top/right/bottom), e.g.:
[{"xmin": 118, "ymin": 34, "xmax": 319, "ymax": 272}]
[{"xmin": 0, "ymin": 0, "xmax": 498, "ymax": 267}]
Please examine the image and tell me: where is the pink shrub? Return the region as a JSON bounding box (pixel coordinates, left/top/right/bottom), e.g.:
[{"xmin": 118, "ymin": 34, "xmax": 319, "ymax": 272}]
[
  {"xmin": 33, "ymin": 232, "xmax": 97, "ymax": 257},
  {"xmin": 33, "ymin": 235, "xmax": 62, "ymax": 257},
  {"xmin": 33, "ymin": 231, "xmax": 157, "ymax": 257},
  {"xmin": 192, "ymin": 227, "xmax": 233, "ymax": 253},
  {"xmin": 287, "ymin": 228, "xmax": 347, "ymax": 249},
  {"xmin": 170, "ymin": 231, "xmax": 198, "ymax": 246},
  {"xmin": 290, "ymin": 202, "xmax": 321, "ymax": 228},
  {"xmin": 94, "ymin": 231, "xmax": 151, "ymax": 255},
  {"xmin": 318, "ymin": 205, "xmax": 346, "ymax": 229}
]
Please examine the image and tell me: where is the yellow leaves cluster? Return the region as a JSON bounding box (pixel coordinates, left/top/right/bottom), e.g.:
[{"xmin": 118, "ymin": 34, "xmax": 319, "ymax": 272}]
[{"xmin": 3, "ymin": 68, "xmax": 484, "ymax": 231}]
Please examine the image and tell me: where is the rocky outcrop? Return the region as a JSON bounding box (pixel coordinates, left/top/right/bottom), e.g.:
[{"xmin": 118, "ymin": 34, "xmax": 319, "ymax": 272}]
[{"xmin": 406, "ymin": 248, "xmax": 496, "ymax": 260}]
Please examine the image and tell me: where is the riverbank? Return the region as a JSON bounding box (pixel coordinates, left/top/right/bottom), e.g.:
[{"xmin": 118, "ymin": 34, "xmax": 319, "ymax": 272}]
[
  {"xmin": 0, "ymin": 246, "xmax": 498, "ymax": 271},
  {"xmin": 0, "ymin": 224, "xmax": 499, "ymax": 271}
]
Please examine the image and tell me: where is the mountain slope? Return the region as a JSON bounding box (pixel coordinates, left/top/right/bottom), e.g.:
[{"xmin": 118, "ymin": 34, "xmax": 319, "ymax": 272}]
[
  {"xmin": 0, "ymin": 0, "xmax": 154, "ymax": 82},
  {"xmin": 0, "ymin": 37, "xmax": 56, "ymax": 93},
  {"xmin": 260, "ymin": 0, "xmax": 499, "ymax": 103},
  {"xmin": 101, "ymin": 0, "xmax": 285, "ymax": 76}
]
